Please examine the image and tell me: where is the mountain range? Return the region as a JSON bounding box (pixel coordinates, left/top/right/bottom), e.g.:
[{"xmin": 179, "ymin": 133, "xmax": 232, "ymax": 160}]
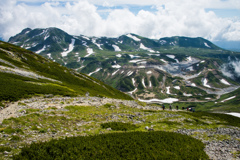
[{"xmin": 8, "ymin": 27, "xmax": 240, "ymax": 112}]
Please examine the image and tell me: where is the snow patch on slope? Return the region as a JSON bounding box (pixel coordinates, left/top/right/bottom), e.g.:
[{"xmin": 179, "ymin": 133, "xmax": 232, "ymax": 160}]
[
  {"xmin": 220, "ymin": 79, "xmax": 230, "ymax": 85},
  {"xmin": 166, "ymin": 86, "xmax": 171, "ymax": 94},
  {"xmin": 92, "ymin": 39, "xmax": 103, "ymax": 50},
  {"xmin": 88, "ymin": 68, "xmax": 101, "ymax": 76},
  {"xmin": 128, "ymin": 88, "xmax": 137, "ymax": 94},
  {"xmin": 36, "ymin": 45, "xmax": 46, "ymax": 54},
  {"xmin": 138, "ymin": 98, "xmax": 179, "ymax": 104},
  {"xmin": 126, "ymin": 34, "xmax": 141, "ymax": 41},
  {"xmin": 129, "ymin": 59, "xmax": 145, "ymax": 63},
  {"xmin": 132, "ymin": 78, "xmax": 136, "ymax": 86},
  {"xmin": 147, "ymin": 71, "xmax": 152, "ymax": 74},
  {"xmin": 140, "ymin": 43, "xmax": 155, "ymax": 53},
  {"xmin": 61, "ymin": 39, "xmax": 75, "ymax": 57},
  {"xmin": 127, "ymin": 71, "xmax": 134, "ymax": 76},
  {"xmin": 204, "ymin": 42, "xmax": 211, "ymax": 48},
  {"xmin": 112, "ymin": 45, "xmax": 121, "ymax": 51},
  {"xmin": 221, "ymin": 96, "xmax": 236, "ymax": 103},
  {"xmin": 203, "ymin": 78, "xmax": 211, "ymax": 88},
  {"xmin": 166, "ymin": 55, "xmax": 179, "ymax": 63},
  {"xmin": 226, "ymin": 112, "xmax": 240, "ymax": 118},
  {"xmin": 174, "ymin": 86, "xmax": 180, "ymax": 90},
  {"xmin": 85, "ymin": 48, "xmax": 94, "ymax": 57},
  {"xmin": 142, "ymin": 78, "xmax": 146, "ymax": 88},
  {"xmin": 112, "ymin": 64, "xmax": 121, "ymax": 68},
  {"xmin": 112, "ymin": 69, "xmax": 119, "ymax": 76}
]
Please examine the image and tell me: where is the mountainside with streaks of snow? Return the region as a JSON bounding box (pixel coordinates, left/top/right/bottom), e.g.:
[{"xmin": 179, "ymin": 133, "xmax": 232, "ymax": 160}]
[{"xmin": 8, "ymin": 27, "xmax": 240, "ymax": 112}]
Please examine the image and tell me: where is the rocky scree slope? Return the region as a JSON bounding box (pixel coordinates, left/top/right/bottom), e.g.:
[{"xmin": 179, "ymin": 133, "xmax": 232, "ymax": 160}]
[{"xmin": 0, "ymin": 96, "xmax": 239, "ymax": 159}]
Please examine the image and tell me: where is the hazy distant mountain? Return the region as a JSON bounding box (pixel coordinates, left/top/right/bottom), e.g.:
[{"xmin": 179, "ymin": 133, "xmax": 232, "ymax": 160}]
[{"xmin": 213, "ymin": 41, "xmax": 240, "ymax": 52}]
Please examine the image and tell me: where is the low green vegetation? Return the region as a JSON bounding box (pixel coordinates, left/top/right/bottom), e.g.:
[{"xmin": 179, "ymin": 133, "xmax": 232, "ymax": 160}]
[
  {"xmin": 13, "ymin": 131, "xmax": 208, "ymax": 160},
  {"xmin": 101, "ymin": 122, "xmax": 138, "ymax": 131},
  {"xmin": 185, "ymin": 112, "xmax": 240, "ymax": 127}
]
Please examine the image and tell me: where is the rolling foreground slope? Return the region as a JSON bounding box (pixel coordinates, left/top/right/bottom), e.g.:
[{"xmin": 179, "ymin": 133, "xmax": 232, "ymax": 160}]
[{"xmin": 0, "ymin": 40, "xmax": 132, "ymax": 103}]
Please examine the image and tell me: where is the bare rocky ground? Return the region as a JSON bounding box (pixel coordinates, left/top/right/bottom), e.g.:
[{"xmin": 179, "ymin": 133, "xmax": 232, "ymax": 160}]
[{"xmin": 0, "ymin": 96, "xmax": 239, "ymax": 160}]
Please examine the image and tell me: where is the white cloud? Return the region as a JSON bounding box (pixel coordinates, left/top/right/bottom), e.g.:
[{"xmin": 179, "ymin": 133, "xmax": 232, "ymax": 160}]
[{"xmin": 0, "ymin": 0, "xmax": 240, "ymax": 42}]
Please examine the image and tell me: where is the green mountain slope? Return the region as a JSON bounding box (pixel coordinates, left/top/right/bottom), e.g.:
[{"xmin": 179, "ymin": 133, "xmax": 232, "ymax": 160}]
[
  {"xmin": 7, "ymin": 28, "xmax": 240, "ymax": 112},
  {"xmin": 0, "ymin": 41, "xmax": 132, "ymax": 103}
]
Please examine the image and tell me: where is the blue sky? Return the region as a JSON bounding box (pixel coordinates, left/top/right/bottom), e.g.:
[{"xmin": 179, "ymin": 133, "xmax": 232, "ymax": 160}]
[{"xmin": 0, "ymin": 0, "xmax": 240, "ymax": 42}]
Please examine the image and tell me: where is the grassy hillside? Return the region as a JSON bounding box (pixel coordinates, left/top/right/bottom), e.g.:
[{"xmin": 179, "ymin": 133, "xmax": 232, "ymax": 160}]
[{"xmin": 0, "ymin": 41, "xmax": 132, "ymax": 102}]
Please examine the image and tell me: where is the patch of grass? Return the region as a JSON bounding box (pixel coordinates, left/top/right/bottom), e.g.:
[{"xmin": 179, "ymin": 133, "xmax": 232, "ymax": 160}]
[
  {"xmin": 13, "ymin": 131, "xmax": 209, "ymax": 160},
  {"xmin": 158, "ymin": 121, "xmax": 181, "ymax": 126},
  {"xmin": 0, "ymin": 146, "xmax": 12, "ymax": 152},
  {"xmin": 0, "ymin": 127, "xmax": 23, "ymax": 134},
  {"xmin": 101, "ymin": 122, "xmax": 138, "ymax": 131},
  {"xmin": 11, "ymin": 135, "xmax": 21, "ymax": 142},
  {"xmin": 25, "ymin": 108, "xmax": 40, "ymax": 114},
  {"xmin": 185, "ymin": 112, "xmax": 240, "ymax": 127},
  {"xmin": 18, "ymin": 102, "xmax": 27, "ymax": 106}
]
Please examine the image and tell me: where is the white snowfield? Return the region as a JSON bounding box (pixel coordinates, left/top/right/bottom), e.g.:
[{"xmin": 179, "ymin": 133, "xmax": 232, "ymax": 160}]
[
  {"xmin": 166, "ymin": 86, "xmax": 171, "ymax": 94},
  {"xmin": 92, "ymin": 39, "xmax": 103, "ymax": 50},
  {"xmin": 166, "ymin": 54, "xmax": 175, "ymax": 59},
  {"xmin": 221, "ymin": 96, "xmax": 236, "ymax": 103},
  {"xmin": 149, "ymin": 81, "xmax": 152, "ymax": 87},
  {"xmin": 166, "ymin": 55, "xmax": 179, "ymax": 63},
  {"xmin": 44, "ymin": 34, "xmax": 50, "ymax": 40},
  {"xmin": 128, "ymin": 88, "xmax": 137, "ymax": 94},
  {"xmin": 191, "ymin": 83, "xmax": 197, "ymax": 87},
  {"xmin": 148, "ymin": 53, "xmax": 160, "ymax": 56},
  {"xmin": 88, "ymin": 68, "xmax": 101, "ymax": 76},
  {"xmin": 47, "ymin": 53, "xmax": 52, "ymax": 59},
  {"xmin": 112, "ymin": 64, "xmax": 121, "ymax": 69},
  {"xmin": 183, "ymin": 93, "xmax": 192, "ymax": 97},
  {"xmin": 220, "ymin": 79, "xmax": 230, "ymax": 85},
  {"xmin": 126, "ymin": 34, "xmax": 141, "ymax": 41},
  {"xmin": 138, "ymin": 66, "xmax": 146, "ymax": 69},
  {"xmin": 36, "ymin": 45, "xmax": 46, "ymax": 54},
  {"xmin": 174, "ymin": 86, "xmax": 180, "ymax": 90},
  {"xmin": 116, "ymin": 54, "xmax": 122, "ymax": 58},
  {"xmin": 204, "ymin": 42, "xmax": 211, "ymax": 48},
  {"xmin": 61, "ymin": 39, "xmax": 75, "ymax": 57},
  {"xmin": 127, "ymin": 71, "xmax": 134, "ymax": 76},
  {"xmin": 112, "ymin": 45, "xmax": 121, "ymax": 51},
  {"xmin": 140, "ymin": 43, "xmax": 155, "ymax": 53},
  {"xmin": 81, "ymin": 35, "xmax": 90, "ymax": 41},
  {"xmin": 203, "ymin": 78, "xmax": 211, "ymax": 88},
  {"xmin": 142, "ymin": 78, "xmax": 146, "ymax": 88},
  {"xmin": 187, "ymin": 66, "xmax": 194, "ymax": 71},
  {"xmin": 129, "ymin": 59, "xmax": 145, "ymax": 63},
  {"xmin": 129, "ymin": 54, "xmax": 141, "ymax": 59},
  {"xmin": 112, "ymin": 69, "xmax": 119, "ymax": 76},
  {"xmin": 132, "ymin": 78, "xmax": 136, "ymax": 86},
  {"xmin": 138, "ymin": 98, "xmax": 179, "ymax": 104},
  {"xmin": 187, "ymin": 56, "xmax": 192, "ymax": 61},
  {"xmin": 160, "ymin": 59, "xmax": 167, "ymax": 63},
  {"xmin": 147, "ymin": 71, "xmax": 152, "ymax": 74},
  {"xmin": 226, "ymin": 113, "xmax": 240, "ymax": 118},
  {"xmin": 84, "ymin": 48, "xmax": 94, "ymax": 57}
]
